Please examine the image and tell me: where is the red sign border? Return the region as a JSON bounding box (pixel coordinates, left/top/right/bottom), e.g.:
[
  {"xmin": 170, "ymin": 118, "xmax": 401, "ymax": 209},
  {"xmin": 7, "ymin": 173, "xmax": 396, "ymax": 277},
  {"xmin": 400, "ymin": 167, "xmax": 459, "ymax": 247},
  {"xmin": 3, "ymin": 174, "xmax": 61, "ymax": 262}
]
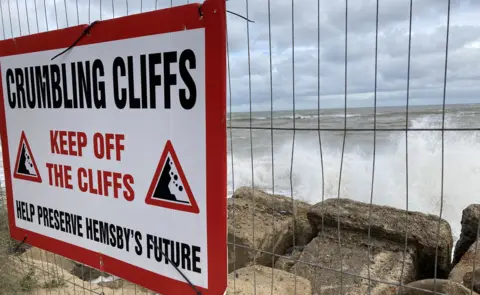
[
  {"xmin": 0, "ymin": 2, "xmax": 227, "ymax": 295},
  {"xmin": 145, "ymin": 140, "xmax": 200, "ymax": 214},
  {"xmin": 13, "ymin": 131, "xmax": 43, "ymax": 183}
]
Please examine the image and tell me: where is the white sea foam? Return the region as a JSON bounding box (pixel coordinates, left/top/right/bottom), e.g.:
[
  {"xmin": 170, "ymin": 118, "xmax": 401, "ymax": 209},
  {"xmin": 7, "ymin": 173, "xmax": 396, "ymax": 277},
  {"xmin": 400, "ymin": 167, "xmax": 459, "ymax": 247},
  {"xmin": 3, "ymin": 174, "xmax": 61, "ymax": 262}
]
[{"xmin": 228, "ymin": 115, "xmax": 480, "ymax": 244}]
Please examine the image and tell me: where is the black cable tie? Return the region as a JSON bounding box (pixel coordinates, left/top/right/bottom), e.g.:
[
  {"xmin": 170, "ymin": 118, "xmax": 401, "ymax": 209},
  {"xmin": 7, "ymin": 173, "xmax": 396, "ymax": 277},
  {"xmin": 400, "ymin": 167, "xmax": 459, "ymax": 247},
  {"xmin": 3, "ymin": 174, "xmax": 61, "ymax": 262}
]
[
  {"xmin": 227, "ymin": 10, "xmax": 254, "ymax": 23},
  {"xmin": 198, "ymin": 4, "xmax": 203, "ymax": 18},
  {"xmin": 51, "ymin": 21, "xmax": 99, "ymax": 61},
  {"xmin": 13, "ymin": 235, "xmax": 27, "ymax": 253},
  {"xmin": 155, "ymin": 244, "xmax": 201, "ymax": 294}
]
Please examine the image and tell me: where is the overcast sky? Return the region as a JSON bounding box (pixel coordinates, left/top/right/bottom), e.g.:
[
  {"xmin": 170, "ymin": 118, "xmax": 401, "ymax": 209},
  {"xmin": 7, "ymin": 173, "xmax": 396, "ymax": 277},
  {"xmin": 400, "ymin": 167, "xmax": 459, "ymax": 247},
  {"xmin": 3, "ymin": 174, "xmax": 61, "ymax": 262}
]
[{"xmin": 1, "ymin": 0, "xmax": 479, "ymax": 112}]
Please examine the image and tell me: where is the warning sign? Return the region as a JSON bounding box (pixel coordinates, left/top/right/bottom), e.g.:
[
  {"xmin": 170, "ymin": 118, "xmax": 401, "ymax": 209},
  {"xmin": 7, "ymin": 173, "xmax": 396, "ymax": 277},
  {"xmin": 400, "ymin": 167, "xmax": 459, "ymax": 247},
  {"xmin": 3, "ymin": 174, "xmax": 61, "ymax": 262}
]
[
  {"xmin": 145, "ymin": 140, "xmax": 199, "ymax": 213},
  {"xmin": 0, "ymin": 3, "xmax": 226, "ymax": 295},
  {"xmin": 14, "ymin": 131, "xmax": 42, "ymax": 183}
]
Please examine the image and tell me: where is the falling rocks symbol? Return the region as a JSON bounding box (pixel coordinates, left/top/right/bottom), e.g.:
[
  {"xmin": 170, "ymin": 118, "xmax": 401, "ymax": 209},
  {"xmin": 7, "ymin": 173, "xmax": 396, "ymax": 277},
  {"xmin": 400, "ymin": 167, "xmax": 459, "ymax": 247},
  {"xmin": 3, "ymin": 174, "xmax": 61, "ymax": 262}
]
[
  {"xmin": 153, "ymin": 156, "xmax": 187, "ymax": 204},
  {"xmin": 13, "ymin": 131, "xmax": 42, "ymax": 183},
  {"xmin": 18, "ymin": 143, "xmax": 36, "ymax": 176},
  {"xmin": 145, "ymin": 140, "xmax": 199, "ymax": 214}
]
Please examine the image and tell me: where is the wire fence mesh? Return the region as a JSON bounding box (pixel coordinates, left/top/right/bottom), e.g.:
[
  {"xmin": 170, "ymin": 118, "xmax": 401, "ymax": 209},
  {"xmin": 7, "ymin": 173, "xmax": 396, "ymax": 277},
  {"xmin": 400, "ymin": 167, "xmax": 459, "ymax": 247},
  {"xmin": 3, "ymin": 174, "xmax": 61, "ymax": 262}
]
[{"xmin": 1, "ymin": 0, "xmax": 480, "ymax": 294}]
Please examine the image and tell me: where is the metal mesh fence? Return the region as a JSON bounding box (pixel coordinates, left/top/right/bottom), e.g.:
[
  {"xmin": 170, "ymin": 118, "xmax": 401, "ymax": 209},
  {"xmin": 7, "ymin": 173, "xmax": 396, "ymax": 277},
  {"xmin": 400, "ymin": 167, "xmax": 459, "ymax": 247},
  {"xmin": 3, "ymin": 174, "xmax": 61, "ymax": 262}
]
[{"xmin": 1, "ymin": 0, "xmax": 480, "ymax": 294}]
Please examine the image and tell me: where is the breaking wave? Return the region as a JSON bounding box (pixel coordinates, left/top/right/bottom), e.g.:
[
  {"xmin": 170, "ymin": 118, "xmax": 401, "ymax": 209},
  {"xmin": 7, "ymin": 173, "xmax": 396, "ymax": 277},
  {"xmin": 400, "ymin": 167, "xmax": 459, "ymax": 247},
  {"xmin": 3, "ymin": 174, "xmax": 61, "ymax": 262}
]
[{"xmin": 228, "ymin": 115, "xmax": 480, "ymax": 243}]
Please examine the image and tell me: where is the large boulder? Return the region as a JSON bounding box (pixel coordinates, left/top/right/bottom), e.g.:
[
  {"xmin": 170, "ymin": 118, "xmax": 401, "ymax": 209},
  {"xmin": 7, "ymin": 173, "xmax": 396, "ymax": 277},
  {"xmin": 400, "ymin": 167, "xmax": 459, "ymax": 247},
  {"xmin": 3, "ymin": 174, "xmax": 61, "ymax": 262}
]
[
  {"xmin": 228, "ymin": 187, "xmax": 315, "ymax": 273},
  {"xmin": 450, "ymin": 238, "xmax": 480, "ymax": 291},
  {"xmin": 397, "ymin": 279, "xmax": 480, "ymax": 295},
  {"xmin": 291, "ymin": 227, "xmax": 417, "ymax": 295},
  {"xmin": 307, "ymin": 198, "xmax": 453, "ymax": 279},
  {"xmin": 453, "ymin": 204, "xmax": 480, "ymax": 265},
  {"xmin": 287, "ymin": 198, "xmax": 453, "ymax": 295},
  {"xmin": 227, "ymin": 265, "xmax": 312, "ymax": 295}
]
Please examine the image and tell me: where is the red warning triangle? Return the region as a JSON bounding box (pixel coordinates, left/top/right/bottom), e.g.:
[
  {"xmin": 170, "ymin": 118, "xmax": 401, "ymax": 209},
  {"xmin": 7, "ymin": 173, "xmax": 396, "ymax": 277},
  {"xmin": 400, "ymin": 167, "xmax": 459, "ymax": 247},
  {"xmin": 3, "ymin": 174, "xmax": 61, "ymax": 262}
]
[
  {"xmin": 145, "ymin": 140, "xmax": 199, "ymax": 214},
  {"xmin": 13, "ymin": 131, "xmax": 42, "ymax": 183}
]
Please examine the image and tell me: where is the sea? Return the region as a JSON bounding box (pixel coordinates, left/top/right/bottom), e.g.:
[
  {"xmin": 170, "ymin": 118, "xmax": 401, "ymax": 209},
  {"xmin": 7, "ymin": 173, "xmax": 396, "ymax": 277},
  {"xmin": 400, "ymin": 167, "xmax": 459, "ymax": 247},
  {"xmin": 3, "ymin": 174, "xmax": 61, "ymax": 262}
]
[
  {"xmin": 228, "ymin": 103, "xmax": 480, "ymax": 245},
  {"xmin": 1, "ymin": 104, "xmax": 480, "ymax": 244}
]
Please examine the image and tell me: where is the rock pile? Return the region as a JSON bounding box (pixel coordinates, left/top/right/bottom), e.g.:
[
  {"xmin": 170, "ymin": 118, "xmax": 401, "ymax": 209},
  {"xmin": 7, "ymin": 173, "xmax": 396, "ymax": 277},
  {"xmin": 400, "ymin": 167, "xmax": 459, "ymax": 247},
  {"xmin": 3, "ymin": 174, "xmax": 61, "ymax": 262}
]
[
  {"xmin": 297, "ymin": 198, "xmax": 453, "ymax": 294},
  {"xmin": 228, "ymin": 187, "xmax": 456, "ymax": 295}
]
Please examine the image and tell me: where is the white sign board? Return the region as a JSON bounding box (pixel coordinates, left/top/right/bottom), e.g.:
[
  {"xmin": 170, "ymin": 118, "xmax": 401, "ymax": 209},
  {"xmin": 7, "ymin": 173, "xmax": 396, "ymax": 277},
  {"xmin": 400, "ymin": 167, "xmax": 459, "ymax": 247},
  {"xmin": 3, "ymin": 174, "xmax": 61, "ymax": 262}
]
[{"xmin": 0, "ymin": 4, "xmax": 227, "ymax": 295}]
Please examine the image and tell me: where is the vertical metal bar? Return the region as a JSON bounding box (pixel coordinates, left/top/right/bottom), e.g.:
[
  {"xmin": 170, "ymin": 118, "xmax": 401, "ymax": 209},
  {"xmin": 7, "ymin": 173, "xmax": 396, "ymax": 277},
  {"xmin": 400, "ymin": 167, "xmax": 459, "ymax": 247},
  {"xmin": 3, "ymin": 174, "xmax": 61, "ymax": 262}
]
[
  {"xmin": 122, "ymin": 270, "xmax": 125, "ymax": 294},
  {"xmin": 34, "ymin": 0, "xmax": 40, "ymax": 33},
  {"xmin": 53, "ymin": 0, "xmax": 59, "ymax": 28},
  {"xmin": 89, "ymin": 259, "xmax": 92, "ymax": 292},
  {"xmin": 123, "ymin": 10, "xmax": 128, "ymax": 295},
  {"xmin": 0, "ymin": 0, "xmax": 6, "ymax": 38},
  {"xmin": 267, "ymin": 0, "xmax": 276, "ymax": 291},
  {"xmin": 317, "ymin": 0, "xmax": 324, "ymax": 239},
  {"xmin": 24, "ymin": 0, "xmax": 31, "ymax": 34},
  {"xmin": 397, "ymin": 0, "xmax": 414, "ymax": 293},
  {"xmin": 7, "ymin": 0, "xmax": 14, "ymax": 39},
  {"xmin": 290, "ymin": 0, "xmax": 297, "ymax": 292},
  {"xmin": 80, "ymin": 264, "xmax": 86, "ymax": 294},
  {"xmin": 43, "ymin": 0, "xmax": 48, "ymax": 31},
  {"xmin": 63, "ymin": 0, "xmax": 68, "ymax": 27},
  {"xmin": 337, "ymin": 0, "xmax": 348, "ymax": 293},
  {"xmin": 76, "ymin": 0, "xmax": 79, "ymax": 24},
  {"xmin": 26, "ymin": 246, "xmax": 41, "ymax": 295},
  {"xmin": 53, "ymin": 253, "xmax": 69, "ymax": 295},
  {"xmin": 366, "ymin": 0, "xmax": 379, "ymax": 293},
  {"xmin": 243, "ymin": 0, "xmax": 256, "ymax": 291},
  {"xmin": 17, "ymin": 248, "xmax": 30, "ymax": 293},
  {"xmin": 313, "ymin": 0, "xmax": 325, "ymax": 292},
  {"xmin": 433, "ymin": 0, "xmax": 451, "ymax": 292},
  {"xmin": 227, "ymin": 28, "xmax": 237, "ymax": 294},
  {"xmin": 15, "ymin": 0, "xmax": 22, "ymax": 35},
  {"xmin": 40, "ymin": 250, "xmax": 52, "ymax": 295}
]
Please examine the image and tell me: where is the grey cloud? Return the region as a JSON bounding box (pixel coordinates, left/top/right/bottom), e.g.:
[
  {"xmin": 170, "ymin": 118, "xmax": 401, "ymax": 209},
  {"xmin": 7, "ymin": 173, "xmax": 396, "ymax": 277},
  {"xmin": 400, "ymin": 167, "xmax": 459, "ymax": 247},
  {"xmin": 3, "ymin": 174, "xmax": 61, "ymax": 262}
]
[
  {"xmin": 225, "ymin": 0, "xmax": 480, "ymax": 111},
  {"xmin": 0, "ymin": 0, "xmax": 479, "ymax": 112}
]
